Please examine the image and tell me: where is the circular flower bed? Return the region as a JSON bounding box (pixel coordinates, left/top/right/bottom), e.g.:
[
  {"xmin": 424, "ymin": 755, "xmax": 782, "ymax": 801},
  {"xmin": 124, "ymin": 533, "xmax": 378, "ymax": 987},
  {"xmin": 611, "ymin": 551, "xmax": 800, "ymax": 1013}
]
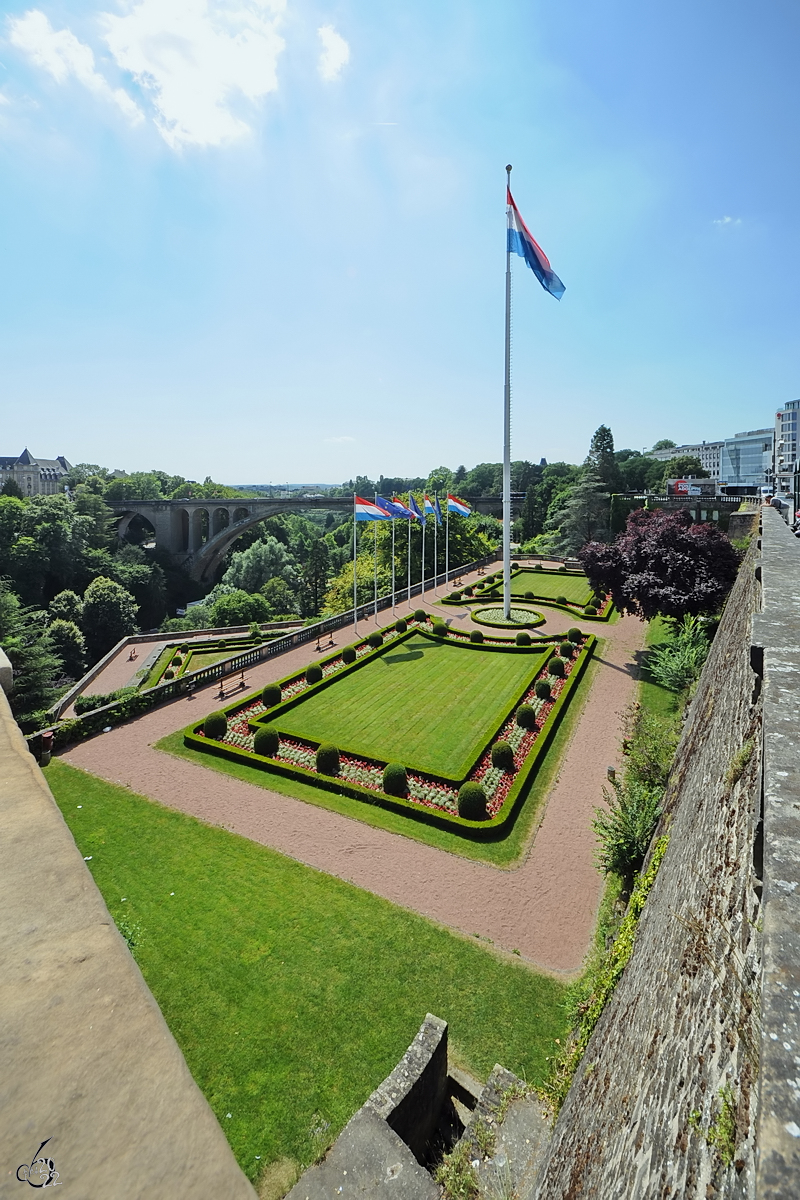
[{"xmin": 471, "ymin": 606, "xmax": 545, "ymax": 629}]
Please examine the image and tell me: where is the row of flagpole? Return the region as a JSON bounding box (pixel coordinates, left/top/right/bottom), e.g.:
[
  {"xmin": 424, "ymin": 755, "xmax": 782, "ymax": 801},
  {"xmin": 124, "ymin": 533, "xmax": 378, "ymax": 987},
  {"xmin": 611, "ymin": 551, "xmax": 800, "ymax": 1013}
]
[{"xmin": 352, "ymin": 492, "xmax": 472, "ymax": 634}]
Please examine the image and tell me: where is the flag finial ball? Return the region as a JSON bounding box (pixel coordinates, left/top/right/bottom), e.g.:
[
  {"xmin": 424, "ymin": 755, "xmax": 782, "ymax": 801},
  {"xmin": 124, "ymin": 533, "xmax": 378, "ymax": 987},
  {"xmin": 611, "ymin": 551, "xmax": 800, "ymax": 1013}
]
[{"xmin": 506, "ymin": 164, "xmax": 512, "ymax": 173}]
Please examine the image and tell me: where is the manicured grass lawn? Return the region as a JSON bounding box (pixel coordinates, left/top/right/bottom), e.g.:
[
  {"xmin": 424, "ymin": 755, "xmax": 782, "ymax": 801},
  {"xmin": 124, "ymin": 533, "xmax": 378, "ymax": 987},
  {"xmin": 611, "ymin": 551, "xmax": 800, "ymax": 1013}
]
[
  {"xmin": 638, "ymin": 617, "xmax": 680, "ymax": 716},
  {"xmin": 508, "ymin": 571, "xmax": 593, "ymax": 605},
  {"xmin": 275, "ymin": 635, "xmax": 549, "ymax": 778},
  {"xmin": 45, "ymin": 760, "xmax": 568, "ymax": 1188},
  {"xmin": 159, "ymin": 647, "xmax": 603, "ymax": 868},
  {"xmin": 186, "ymin": 650, "xmax": 234, "ymax": 671}
]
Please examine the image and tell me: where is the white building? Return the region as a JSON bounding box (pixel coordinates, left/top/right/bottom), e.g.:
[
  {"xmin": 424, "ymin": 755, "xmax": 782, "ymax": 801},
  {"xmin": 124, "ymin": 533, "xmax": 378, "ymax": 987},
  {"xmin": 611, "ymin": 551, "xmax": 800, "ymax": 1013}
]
[
  {"xmin": 774, "ymin": 400, "xmax": 799, "ymax": 495},
  {"xmin": 649, "ymin": 440, "xmax": 724, "ymax": 479},
  {"xmin": 0, "ymin": 449, "xmax": 72, "ymax": 496}
]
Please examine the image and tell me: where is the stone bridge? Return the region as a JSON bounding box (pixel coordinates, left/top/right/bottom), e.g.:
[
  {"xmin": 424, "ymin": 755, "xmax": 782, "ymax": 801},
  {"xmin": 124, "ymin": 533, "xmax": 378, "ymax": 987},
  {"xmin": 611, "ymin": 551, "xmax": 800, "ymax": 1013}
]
[{"xmin": 112, "ymin": 496, "xmax": 511, "ymax": 583}]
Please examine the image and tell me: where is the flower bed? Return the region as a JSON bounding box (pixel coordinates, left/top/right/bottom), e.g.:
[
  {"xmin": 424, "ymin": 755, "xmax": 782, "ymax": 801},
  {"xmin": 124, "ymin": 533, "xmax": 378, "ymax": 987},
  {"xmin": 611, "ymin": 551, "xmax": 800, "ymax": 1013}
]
[{"xmin": 471, "ymin": 605, "xmax": 546, "ymax": 629}]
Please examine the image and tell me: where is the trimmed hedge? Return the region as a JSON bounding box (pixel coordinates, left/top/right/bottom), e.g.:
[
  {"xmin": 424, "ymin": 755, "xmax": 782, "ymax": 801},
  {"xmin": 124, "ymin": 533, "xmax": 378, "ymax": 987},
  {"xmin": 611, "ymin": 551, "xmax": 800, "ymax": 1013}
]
[
  {"xmin": 533, "ymin": 563, "xmax": 543, "ymax": 571},
  {"xmin": 458, "ymin": 781, "xmax": 488, "ymax": 821},
  {"xmin": 382, "ymin": 763, "xmax": 408, "ymax": 796},
  {"xmin": 316, "ymin": 743, "xmax": 340, "ymax": 775},
  {"xmin": 431, "ymin": 620, "xmax": 448, "ymax": 638},
  {"xmin": 558, "ymin": 565, "xmax": 567, "ymax": 572},
  {"xmin": 470, "ymin": 630, "xmax": 484, "ymax": 643},
  {"xmin": 342, "ymin": 645, "xmax": 357, "ymax": 664},
  {"xmin": 516, "ymin": 703, "xmax": 537, "ymax": 730},
  {"xmin": 395, "ymin": 619, "xmax": 407, "ymax": 633},
  {"xmin": 306, "ymin": 664, "xmax": 323, "ymax": 685},
  {"xmin": 515, "ymin": 631, "xmax": 531, "ymax": 647},
  {"xmin": 524, "ymin": 590, "xmax": 535, "ymax": 600},
  {"xmin": 549, "ymin": 657, "xmax": 566, "ymax": 678},
  {"xmin": 491, "ymin": 739, "xmax": 515, "ymax": 772},
  {"xmin": 535, "ymin": 679, "xmax": 552, "ymax": 700},
  {"xmin": 555, "ymin": 594, "xmax": 568, "ymax": 606},
  {"xmin": 584, "ymin": 605, "xmax": 598, "ymax": 616},
  {"xmin": 164, "ymin": 669, "xmax": 175, "ymax": 680},
  {"xmin": 204, "ymin": 711, "xmax": 227, "ymax": 740},
  {"xmin": 559, "ymin": 641, "xmax": 573, "ymax": 658},
  {"xmin": 262, "ymin": 683, "xmax": 282, "ymax": 707},
  {"xmin": 414, "ymin": 608, "xmax": 427, "ymax": 622},
  {"xmin": 464, "ymin": 586, "xmax": 473, "ymax": 596},
  {"xmin": 568, "ymin": 627, "xmax": 583, "ymax": 643},
  {"xmin": 367, "ymin": 631, "xmax": 383, "ymax": 649},
  {"xmin": 253, "ymin": 725, "xmax": 279, "ymax": 757}
]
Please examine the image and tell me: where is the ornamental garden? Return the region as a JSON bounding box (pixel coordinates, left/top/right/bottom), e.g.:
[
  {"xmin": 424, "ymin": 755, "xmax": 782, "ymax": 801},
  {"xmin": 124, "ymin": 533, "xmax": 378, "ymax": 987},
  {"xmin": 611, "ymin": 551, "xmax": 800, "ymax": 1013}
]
[
  {"xmin": 186, "ymin": 610, "xmax": 596, "ymax": 838},
  {"xmin": 442, "ymin": 563, "xmax": 614, "ymax": 623}
]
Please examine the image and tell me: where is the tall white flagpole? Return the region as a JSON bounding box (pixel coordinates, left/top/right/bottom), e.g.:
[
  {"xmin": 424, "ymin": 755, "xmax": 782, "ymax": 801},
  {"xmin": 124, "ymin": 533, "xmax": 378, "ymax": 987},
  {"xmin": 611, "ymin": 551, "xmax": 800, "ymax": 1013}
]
[
  {"xmin": 445, "ymin": 501, "xmax": 450, "ymax": 586},
  {"xmin": 391, "ymin": 518, "xmax": 396, "ymax": 616},
  {"xmin": 407, "ymin": 500, "xmax": 412, "ymax": 608},
  {"xmin": 373, "ymin": 493, "xmax": 378, "ymax": 623},
  {"xmin": 433, "ymin": 493, "xmax": 438, "ymax": 593},
  {"xmin": 421, "ymin": 502, "xmax": 426, "ymax": 603},
  {"xmin": 353, "ymin": 495, "xmax": 358, "ymax": 635},
  {"xmin": 503, "ymin": 164, "xmax": 513, "ymax": 621}
]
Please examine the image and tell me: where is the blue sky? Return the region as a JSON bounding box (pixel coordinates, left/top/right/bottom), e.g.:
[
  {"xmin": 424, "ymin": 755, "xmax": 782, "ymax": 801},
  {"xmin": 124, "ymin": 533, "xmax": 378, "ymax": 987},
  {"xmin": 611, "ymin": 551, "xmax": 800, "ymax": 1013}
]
[{"xmin": 1, "ymin": 0, "xmax": 798, "ymax": 483}]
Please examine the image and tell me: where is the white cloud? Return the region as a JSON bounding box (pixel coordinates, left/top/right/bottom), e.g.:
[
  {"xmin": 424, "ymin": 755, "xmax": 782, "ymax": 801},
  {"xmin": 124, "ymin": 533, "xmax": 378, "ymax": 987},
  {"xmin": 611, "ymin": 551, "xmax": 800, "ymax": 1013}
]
[
  {"xmin": 324, "ymin": 435, "xmax": 355, "ymax": 443},
  {"xmin": 102, "ymin": 0, "xmax": 287, "ymax": 148},
  {"xmin": 8, "ymin": 9, "xmax": 143, "ymax": 123},
  {"xmin": 713, "ymin": 216, "xmax": 742, "ymax": 228},
  {"xmin": 317, "ymin": 23, "xmax": 348, "ymax": 82}
]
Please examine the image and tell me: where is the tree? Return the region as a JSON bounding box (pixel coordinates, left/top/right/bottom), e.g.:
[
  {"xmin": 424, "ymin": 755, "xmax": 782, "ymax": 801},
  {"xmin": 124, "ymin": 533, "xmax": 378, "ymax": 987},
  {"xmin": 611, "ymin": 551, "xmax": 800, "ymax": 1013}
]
[
  {"xmin": 302, "ymin": 538, "xmax": 330, "ymax": 616},
  {"xmin": 579, "ymin": 508, "xmax": 740, "ymax": 620},
  {"xmin": 261, "ymin": 577, "xmax": 299, "ymax": 619},
  {"xmin": 0, "ymin": 583, "xmax": 64, "ymax": 724},
  {"xmin": 550, "ymin": 469, "xmax": 610, "ymax": 554},
  {"xmin": 81, "ymin": 576, "xmax": 139, "ymax": 660},
  {"xmin": 519, "ymin": 462, "xmax": 580, "ymax": 541},
  {"xmin": 49, "ymin": 589, "xmax": 84, "ymax": 625},
  {"xmin": 47, "ymin": 619, "xmax": 87, "ymax": 679},
  {"xmin": 654, "ymin": 455, "xmax": 709, "ymax": 491},
  {"xmin": 1, "ymin": 478, "xmax": 23, "ymax": 498},
  {"xmin": 618, "ymin": 454, "xmax": 654, "ymax": 492},
  {"xmin": 652, "ymin": 439, "xmax": 677, "ymax": 452},
  {"xmin": 586, "ymin": 425, "xmax": 622, "ymax": 492},
  {"xmin": 219, "ymin": 537, "xmax": 299, "ymax": 594},
  {"xmin": 208, "ymin": 590, "xmax": 270, "ymax": 627}
]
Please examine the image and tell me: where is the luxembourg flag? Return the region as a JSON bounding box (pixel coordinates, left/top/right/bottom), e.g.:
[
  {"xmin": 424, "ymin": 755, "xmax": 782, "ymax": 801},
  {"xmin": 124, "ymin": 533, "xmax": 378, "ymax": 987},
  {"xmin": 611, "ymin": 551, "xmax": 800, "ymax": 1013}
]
[
  {"xmin": 391, "ymin": 496, "xmax": 415, "ymax": 519},
  {"xmin": 507, "ymin": 188, "xmax": 565, "ymax": 300},
  {"xmin": 424, "ymin": 495, "xmax": 437, "ymax": 520},
  {"xmin": 408, "ymin": 493, "xmax": 423, "ymax": 522},
  {"xmin": 377, "ymin": 495, "xmax": 412, "ymax": 519},
  {"xmin": 447, "ymin": 493, "xmax": 471, "ymax": 516},
  {"xmin": 354, "ymin": 495, "xmax": 392, "ymax": 521}
]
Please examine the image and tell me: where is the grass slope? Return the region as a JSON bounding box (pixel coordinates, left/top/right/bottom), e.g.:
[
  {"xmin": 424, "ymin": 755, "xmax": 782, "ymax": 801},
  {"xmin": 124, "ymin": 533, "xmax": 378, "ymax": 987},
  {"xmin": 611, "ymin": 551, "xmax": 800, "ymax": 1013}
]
[
  {"xmin": 276, "ymin": 635, "xmax": 547, "ymax": 778},
  {"xmin": 45, "ymin": 760, "xmax": 567, "ymax": 1187}
]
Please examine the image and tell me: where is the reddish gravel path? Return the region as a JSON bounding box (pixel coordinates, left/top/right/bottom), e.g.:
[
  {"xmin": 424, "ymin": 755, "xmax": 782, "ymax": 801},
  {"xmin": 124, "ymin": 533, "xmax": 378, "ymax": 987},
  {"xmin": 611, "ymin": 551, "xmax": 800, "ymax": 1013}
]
[{"xmin": 61, "ymin": 579, "xmax": 644, "ymax": 975}]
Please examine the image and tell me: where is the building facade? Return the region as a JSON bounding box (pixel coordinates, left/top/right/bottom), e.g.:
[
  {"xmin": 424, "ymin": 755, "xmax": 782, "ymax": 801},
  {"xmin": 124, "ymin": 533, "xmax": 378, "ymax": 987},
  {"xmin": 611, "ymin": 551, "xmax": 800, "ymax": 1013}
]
[
  {"xmin": 0, "ymin": 449, "xmax": 72, "ymax": 496},
  {"xmin": 718, "ymin": 428, "xmax": 774, "ymax": 491},
  {"xmin": 773, "ymin": 399, "xmax": 799, "ymax": 495},
  {"xmin": 649, "ymin": 440, "xmax": 724, "ymax": 479}
]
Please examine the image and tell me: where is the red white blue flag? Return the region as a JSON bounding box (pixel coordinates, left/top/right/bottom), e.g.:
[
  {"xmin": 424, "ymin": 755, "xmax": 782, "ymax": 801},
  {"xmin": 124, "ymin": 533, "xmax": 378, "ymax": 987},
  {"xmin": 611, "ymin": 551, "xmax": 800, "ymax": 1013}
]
[
  {"xmin": 447, "ymin": 493, "xmax": 471, "ymax": 516},
  {"xmin": 354, "ymin": 495, "xmax": 393, "ymax": 521},
  {"xmin": 507, "ymin": 189, "xmax": 565, "ymax": 300}
]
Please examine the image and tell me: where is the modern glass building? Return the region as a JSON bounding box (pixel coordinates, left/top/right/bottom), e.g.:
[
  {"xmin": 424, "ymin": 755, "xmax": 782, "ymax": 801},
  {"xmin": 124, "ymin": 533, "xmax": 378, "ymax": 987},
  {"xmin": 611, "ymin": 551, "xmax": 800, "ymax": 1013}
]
[
  {"xmin": 718, "ymin": 429, "xmax": 774, "ymax": 491},
  {"xmin": 774, "ymin": 400, "xmax": 800, "ymax": 495}
]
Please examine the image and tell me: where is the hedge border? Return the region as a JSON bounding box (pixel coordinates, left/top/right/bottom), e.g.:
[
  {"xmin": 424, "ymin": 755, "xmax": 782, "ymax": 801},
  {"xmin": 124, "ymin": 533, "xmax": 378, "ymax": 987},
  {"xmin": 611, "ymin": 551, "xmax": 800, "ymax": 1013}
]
[
  {"xmin": 184, "ymin": 633, "xmax": 596, "ymax": 840},
  {"xmin": 440, "ymin": 566, "xmax": 614, "ymax": 623},
  {"xmin": 145, "ymin": 636, "xmax": 261, "ymax": 690},
  {"xmin": 470, "ymin": 606, "xmax": 546, "ymax": 630}
]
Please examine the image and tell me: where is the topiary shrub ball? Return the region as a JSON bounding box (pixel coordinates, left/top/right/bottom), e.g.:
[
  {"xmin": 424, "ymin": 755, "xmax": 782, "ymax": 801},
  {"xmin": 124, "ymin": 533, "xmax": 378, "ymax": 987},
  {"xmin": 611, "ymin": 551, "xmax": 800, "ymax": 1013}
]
[
  {"xmin": 559, "ymin": 641, "xmax": 573, "ymax": 658},
  {"xmin": 382, "ymin": 763, "xmax": 408, "ymax": 796},
  {"xmin": 524, "ymin": 590, "xmax": 535, "ymax": 600},
  {"xmin": 414, "ymin": 608, "xmax": 427, "ymax": 622},
  {"xmin": 203, "ymin": 711, "xmax": 227, "ymax": 740},
  {"xmin": 306, "ymin": 663, "xmax": 323, "ymax": 685},
  {"xmin": 470, "ymin": 629, "xmax": 484, "ymax": 643},
  {"xmin": 448, "ymin": 591, "xmax": 461, "ymax": 601},
  {"xmin": 180, "ymin": 643, "xmax": 189, "ymax": 653},
  {"xmin": 534, "ymin": 563, "xmax": 543, "ymax": 571},
  {"xmin": 164, "ymin": 669, "xmax": 175, "ymax": 680},
  {"xmin": 558, "ymin": 565, "xmax": 567, "ymax": 573},
  {"xmin": 262, "ymin": 683, "xmax": 282, "ymax": 707},
  {"xmin": 584, "ymin": 605, "xmax": 598, "ymax": 616},
  {"xmin": 253, "ymin": 725, "xmax": 279, "ymax": 758},
  {"xmin": 367, "ymin": 631, "xmax": 383, "ymax": 649},
  {"xmin": 342, "ymin": 645, "xmax": 357, "ymax": 664},
  {"xmin": 549, "ymin": 656, "xmax": 566, "ymax": 678},
  {"xmin": 316, "ymin": 743, "xmax": 340, "ymax": 775},
  {"xmin": 534, "ymin": 679, "xmax": 552, "ymax": 700},
  {"xmin": 515, "ymin": 630, "xmax": 531, "ymax": 647},
  {"xmin": 464, "ymin": 586, "xmax": 474, "ymax": 596},
  {"xmin": 516, "ymin": 703, "xmax": 537, "ymax": 730},
  {"xmin": 556, "ymin": 595, "xmax": 568, "ymax": 606},
  {"xmin": 172, "ymin": 655, "xmax": 182, "ymax": 666},
  {"xmin": 458, "ymin": 781, "xmax": 488, "ymax": 820},
  {"xmin": 432, "ymin": 620, "xmax": 448, "ymax": 638},
  {"xmin": 491, "ymin": 739, "xmax": 515, "ymax": 772},
  {"xmin": 395, "ymin": 618, "xmax": 407, "ymax": 633},
  {"xmin": 567, "ymin": 627, "xmax": 583, "ymax": 644}
]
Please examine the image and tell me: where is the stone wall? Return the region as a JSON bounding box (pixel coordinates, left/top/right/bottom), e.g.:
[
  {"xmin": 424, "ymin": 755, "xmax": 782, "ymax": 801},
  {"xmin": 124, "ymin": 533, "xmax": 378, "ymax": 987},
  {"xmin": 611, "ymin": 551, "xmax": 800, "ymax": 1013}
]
[{"xmin": 533, "ymin": 533, "xmax": 765, "ymax": 1197}]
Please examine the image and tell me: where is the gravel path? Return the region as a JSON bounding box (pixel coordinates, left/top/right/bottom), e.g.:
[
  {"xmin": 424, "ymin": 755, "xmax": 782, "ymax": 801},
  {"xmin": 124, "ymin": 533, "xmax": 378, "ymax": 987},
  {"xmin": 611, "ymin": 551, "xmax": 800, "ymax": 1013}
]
[{"xmin": 60, "ymin": 577, "xmax": 644, "ymax": 975}]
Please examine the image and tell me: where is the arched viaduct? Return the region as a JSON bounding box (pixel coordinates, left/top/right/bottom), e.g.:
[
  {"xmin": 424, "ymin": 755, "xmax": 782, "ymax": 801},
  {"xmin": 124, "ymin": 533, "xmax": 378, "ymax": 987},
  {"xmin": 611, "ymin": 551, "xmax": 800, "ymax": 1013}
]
[{"xmin": 111, "ymin": 496, "xmax": 511, "ymax": 583}]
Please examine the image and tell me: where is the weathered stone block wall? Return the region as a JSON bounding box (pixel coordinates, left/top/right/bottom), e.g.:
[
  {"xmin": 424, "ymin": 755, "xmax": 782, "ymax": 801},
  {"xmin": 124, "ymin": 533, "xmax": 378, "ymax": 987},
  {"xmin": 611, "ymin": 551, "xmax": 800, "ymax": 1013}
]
[{"xmin": 533, "ymin": 538, "xmax": 764, "ymax": 1199}]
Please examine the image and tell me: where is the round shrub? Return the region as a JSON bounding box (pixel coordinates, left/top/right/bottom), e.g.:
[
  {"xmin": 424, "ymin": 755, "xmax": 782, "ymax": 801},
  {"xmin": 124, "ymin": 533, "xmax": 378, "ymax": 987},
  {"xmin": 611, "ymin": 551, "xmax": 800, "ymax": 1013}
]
[
  {"xmin": 253, "ymin": 726, "xmax": 279, "ymax": 758},
  {"xmin": 164, "ymin": 669, "xmax": 175, "ymax": 680},
  {"xmin": 515, "ymin": 630, "xmax": 531, "ymax": 647},
  {"xmin": 367, "ymin": 631, "xmax": 383, "ymax": 649},
  {"xmin": 180, "ymin": 643, "xmax": 189, "ymax": 653},
  {"xmin": 262, "ymin": 683, "xmax": 282, "ymax": 707},
  {"xmin": 464, "ymin": 586, "xmax": 474, "ymax": 596},
  {"xmin": 316, "ymin": 743, "xmax": 340, "ymax": 775},
  {"xmin": 458, "ymin": 781, "xmax": 488, "ymax": 820},
  {"xmin": 556, "ymin": 594, "xmax": 568, "ymax": 606},
  {"xmin": 524, "ymin": 590, "xmax": 535, "ymax": 600},
  {"xmin": 559, "ymin": 641, "xmax": 574, "ymax": 658},
  {"xmin": 584, "ymin": 605, "xmax": 598, "ymax": 616},
  {"xmin": 516, "ymin": 703, "xmax": 537, "ymax": 730},
  {"xmin": 558, "ymin": 565, "xmax": 567, "ymax": 573},
  {"xmin": 382, "ymin": 763, "xmax": 408, "ymax": 796},
  {"xmin": 432, "ymin": 620, "xmax": 448, "ymax": 638},
  {"xmin": 568, "ymin": 627, "xmax": 583, "ymax": 644},
  {"xmin": 306, "ymin": 663, "xmax": 323, "ymax": 685},
  {"xmin": 549, "ymin": 656, "xmax": 566, "ymax": 678},
  {"xmin": 448, "ymin": 591, "xmax": 461, "ymax": 601},
  {"xmin": 491, "ymin": 739, "xmax": 515, "ymax": 772},
  {"xmin": 395, "ymin": 618, "xmax": 407, "ymax": 633},
  {"xmin": 535, "ymin": 679, "xmax": 552, "ymax": 700},
  {"xmin": 534, "ymin": 563, "xmax": 543, "ymax": 571},
  {"xmin": 172, "ymin": 655, "xmax": 182, "ymax": 667},
  {"xmin": 203, "ymin": 711, "xmax": 227, "ymax": 740},
  {"xmin": 470, "ymin": 629, "xmax": 484, "ymax": 643},
  {"xmin": 414, "ymin": 608, "xmax": 427, "ymax": 622},
  {"xmin": 342, "ymin": 645, "xmax": 357, "ymax": 664}
]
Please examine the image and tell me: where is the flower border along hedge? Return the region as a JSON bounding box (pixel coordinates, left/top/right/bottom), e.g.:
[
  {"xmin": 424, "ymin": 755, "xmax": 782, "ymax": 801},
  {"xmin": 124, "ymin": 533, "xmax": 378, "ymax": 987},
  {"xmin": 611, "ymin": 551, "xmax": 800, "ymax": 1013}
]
[
  {"xmin": 185, "ymin": 625, "xmax": 596, "ymax": 840},
  {"xmin": 438, "ymin": 565, "xmax": 614, "ymax": 622}
]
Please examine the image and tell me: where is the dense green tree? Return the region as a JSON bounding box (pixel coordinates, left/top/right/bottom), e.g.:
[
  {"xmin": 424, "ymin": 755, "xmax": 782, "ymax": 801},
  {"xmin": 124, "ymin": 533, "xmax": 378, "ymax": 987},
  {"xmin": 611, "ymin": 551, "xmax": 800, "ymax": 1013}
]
[
  {"xmin": 651, "ymin": 439, "xmax": 677, "ymax": 452},
  {"xmin": 47, "ymin": 619, "xmax": 87, "ymax": 679},
  {"xmin": 0, "ymin": 583, "xmax": 64, "ymax": 725},
  {"xmin": 49, "ymin": 590, "xmax": 83, "ymax": 625},
  {"xmin": 260, "ymin": 577, "xmax": 299, "ymax": 618},
  {"xmin": 618, "ymin": 454, "xmax": 654, "ymax": 492},
  {"xmin": 586, "ymin": 425, "xmax": 622, "ymax": 492},
  {"xmin": 1, "ymin": 478, "xmax": 23, "ymax": 498},
  {"xmin": 104, "ymin": 473, "xmax": 165, "ymax": 503},
  {"xmin": 654, "ymin": 455, "xmax": 710, "ymax": 490},
  {"xmin": 519, "ymin": 463, "xmax": 580, "ymax": 541},
  {"xmin": 219, "ymin": 536, "xmax": 299, "ymax": 594},
  {"xmin": 81, "ymin": 576, "xmax": 139, "ymax": 659},
  {"xmin": 550, "ymin": 469, "xmax": 611, "ymax": 553},
  {"xmin": 301, "ymin": 538, "xmax": 330, "ymax": 616},
  {"xmin": 208, "ymin": 590, "xmax": 270, "ymax": 627}
]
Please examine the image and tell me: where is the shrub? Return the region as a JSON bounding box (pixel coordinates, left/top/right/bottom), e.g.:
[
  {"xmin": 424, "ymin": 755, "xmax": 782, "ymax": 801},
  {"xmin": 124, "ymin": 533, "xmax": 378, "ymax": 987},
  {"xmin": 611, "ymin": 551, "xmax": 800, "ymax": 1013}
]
[
  {"xmin": 342, "ymin": 645, "xmax": 357, "ymax": 664},
  {"xmin": 164, "ymin": 669, "xmax": 175, "ymax": 680},
  {"xmin": 470, "ymin": 629, "xmax": 484, "ymax": 643},
  {"xmin": 524, "ymin": 590, "xmax": 535, "ymax": 600},
  {"xmin": 534, "ymin": 563, "xmax": 543, "ymax": 571},
  {"xmin": 367, "ymin": 631, "xmax": 383, "ymax": 649},
  {"xmin": 172, "ymin": 655, "xmax": 182, "ymax": 667},
  {"xmin": 558, "ymin": 565, "xmax": 567, "ymax": 572},
  {"xmin": 204, "ymin": 711, "xmax": 227, "ymax": 740},
  {"xmin": 491, "ymin": 739, "xmax": 515, "ymax": 772},
  {"xmin": 395, "ymin": 618, "xmax": 407, "ymax": 633},
  {"xmin": 567, "ymin": 627, "xmax": 582, "ymax": 644},
  {"xmin": 592, "ymin": 778, "xmax": 662, "ymax": 881},
  {"xmin": 253, "ymin": 726, "xmax": 279, "ymax": 757},
  {"xmin": 592, "ymin": 593, "xmax": 605, "ymax": 607},
  {"xmin": 432, "ymin": 620, "xmax": 448, "ymax": 638},
  {"xmin": 306, "ymin": 663, "xmax": 323, "ymax": 685},
  {"xmin": 584, "ymin": 605, "xmax": 598, "ymax": 615},
  {"xmin": 316, "ymin": 743, "xmax": 340, "ymax": 775},
  {"xmin": 535, "ymin": 679, "xmax": 551, "ymax": 700},
  {"xmin": 382, "ymin": 763, "xmax": 408, "ymax": 796},
  {"xmin": 549, "ymin": 656, "xmax": 565, "ymax": 678},
  {"xmin": 448, "ymin": 591, "xmax": 461, "ymax": 601},
  {"xmin": 646, "ymin": 615, "xmax": 710, "ymax": 692},
  {"xmin": 180, "ymin": 643, "xmax": 189, "ymax": 653},
  {"xmin": 515, "ymin": 631, "xmax": 531, "ymax": 647},
  {"xmin": 262, "ymin": 683, "xmax": 282, "ymax": 707},
  {"xmin": 559, "ymin": 641, "xmax": 573, "ymax": 658},
  {"xmin": 414, "ymin": 608, "xmax": 427, "ymax": 622},
  {"xmin": 458, "ymin": 781, "xmax": 488, "ymax": 820},
  {"xmin": 464, "ymin": 586, "xmax": 473, "ymax": 596},
  {"xmin": 516, "ymin": 703, "xmax": 537, "ymax": 730},
  {"xmin": 555, "ymin": 594, "xmax": 568, "ymax": 606}
]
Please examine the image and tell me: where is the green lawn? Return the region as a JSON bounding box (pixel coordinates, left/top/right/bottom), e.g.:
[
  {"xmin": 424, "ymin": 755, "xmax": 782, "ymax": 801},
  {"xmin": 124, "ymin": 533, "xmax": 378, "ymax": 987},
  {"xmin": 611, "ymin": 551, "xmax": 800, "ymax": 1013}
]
[
  {"xmin": 507, "ymin": 571, "xmax": 593, "ymax": 605},
  {"xmin": 45, "ymin": 760, "xmax": 568, "ymax": 1189},
  {"xmin": 638, "ymin": 617, "xmax": 680, "ymax": 716},
  {"xmin": 274, "ymin": 635, "xmax": 549, "ymax": 778},
  {"xmin": 186, "ymin": 650, "xmax": 235, "ymax": 671}
]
